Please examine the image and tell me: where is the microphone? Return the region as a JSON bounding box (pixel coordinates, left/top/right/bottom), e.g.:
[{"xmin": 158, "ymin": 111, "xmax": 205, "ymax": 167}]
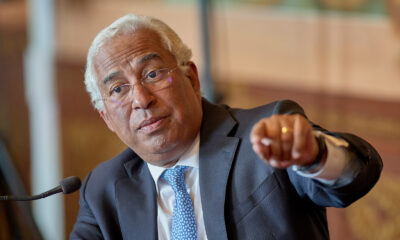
[{"xmin": 0, "ymin": 176, "xmax": 81, "ymax": 201}]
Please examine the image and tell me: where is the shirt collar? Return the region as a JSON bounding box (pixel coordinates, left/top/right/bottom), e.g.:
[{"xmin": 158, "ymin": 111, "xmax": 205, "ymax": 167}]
[{"xmin": 147, "ymin": 134, "xmax": 200, "ymax": 186}]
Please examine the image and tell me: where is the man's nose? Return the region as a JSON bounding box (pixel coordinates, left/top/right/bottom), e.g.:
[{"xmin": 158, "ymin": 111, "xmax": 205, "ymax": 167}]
[{"xmin": 131, "ymin": 84, "xmax": 155, "ymax": 110}]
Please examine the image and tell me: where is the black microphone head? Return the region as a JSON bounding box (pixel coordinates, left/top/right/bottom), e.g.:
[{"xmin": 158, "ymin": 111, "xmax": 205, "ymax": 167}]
[{"xmin": 60, "ymin": 176, "xmax": 81, "ymax": 194}]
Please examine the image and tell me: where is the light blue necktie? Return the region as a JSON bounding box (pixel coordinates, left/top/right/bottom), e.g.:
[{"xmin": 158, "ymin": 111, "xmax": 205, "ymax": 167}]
[{"xmin": 162, "ymin": 166, "xmax": 198, "ymax": 240}]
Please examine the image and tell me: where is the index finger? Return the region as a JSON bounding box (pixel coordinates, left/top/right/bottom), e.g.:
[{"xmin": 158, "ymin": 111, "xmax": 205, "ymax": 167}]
[{"xmin": 250, "ymin": 120, "xmax": 267, "ymax": 144}]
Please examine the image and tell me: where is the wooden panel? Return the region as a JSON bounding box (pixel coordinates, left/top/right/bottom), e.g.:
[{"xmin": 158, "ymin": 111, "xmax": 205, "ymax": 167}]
[
  {"xmin": 56, "ymin": 59, "xmax": 126, "ymax": 239},
  {"xmin": 0, "ymin": 8, "xmax": 33, "ymax": 239}
]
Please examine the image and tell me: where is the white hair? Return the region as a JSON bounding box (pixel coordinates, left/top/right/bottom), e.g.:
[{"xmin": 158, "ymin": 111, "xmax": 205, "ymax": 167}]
[{"xmin": 85, "ymin": 13, "xmax": 193, "ymax": 110}]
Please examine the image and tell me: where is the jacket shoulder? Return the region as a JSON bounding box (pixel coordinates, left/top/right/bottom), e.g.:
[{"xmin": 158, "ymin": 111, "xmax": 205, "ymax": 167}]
[
  {"xmin": 80, "ymin": 148, "xmax": 139, "ymax": 202},
  {"xmin": 223, "ymin": 99, "xmax": 305, "ymax": 135}
]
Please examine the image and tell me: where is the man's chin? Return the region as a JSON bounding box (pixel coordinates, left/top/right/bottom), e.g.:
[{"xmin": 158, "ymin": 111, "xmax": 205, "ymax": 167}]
[
  {"xmin": 142, "ymin": 141, "xmax": 182, "ymax": 164},
  {"xmin": 148, "ymin": 140, "xmax": 178, "ymax": 155}
]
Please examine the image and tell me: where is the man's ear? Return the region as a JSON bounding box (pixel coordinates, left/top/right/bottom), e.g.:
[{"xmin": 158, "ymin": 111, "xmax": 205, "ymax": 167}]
[
  {"xmin": 185, "ymin": 61, "xmax": 201, "ymax": 95},
  {"xmin": 99, "ymin": 110, "xmax": 115, "ymax": 132}
]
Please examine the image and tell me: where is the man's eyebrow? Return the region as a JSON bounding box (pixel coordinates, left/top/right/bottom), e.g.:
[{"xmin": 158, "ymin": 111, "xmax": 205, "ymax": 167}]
[
  {"xmin": 102, "ymin": 71, "xmax": 122, "ymax": 85},
  {"xmin": 138, "ymin": 53, "xmax": 162, "ymax": 65},
  {"xmin": 101, "ymin": 53, "xmax": 161, "ymax": 85}
]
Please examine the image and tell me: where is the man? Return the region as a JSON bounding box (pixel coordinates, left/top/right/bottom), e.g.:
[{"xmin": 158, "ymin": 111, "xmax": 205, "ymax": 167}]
[{"xmin": 71, "ymin": 13, "xmax": 382, "ymax": 240}]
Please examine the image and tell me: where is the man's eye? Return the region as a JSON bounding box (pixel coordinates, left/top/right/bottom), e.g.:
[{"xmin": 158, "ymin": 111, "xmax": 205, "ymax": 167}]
[
  {"xmin": 147, "ymin": 70, "xmax": 158, "ymax": 79},
  {"xmin": 110, "ymin": 85, "xmax": 125, "ymax": 95}
]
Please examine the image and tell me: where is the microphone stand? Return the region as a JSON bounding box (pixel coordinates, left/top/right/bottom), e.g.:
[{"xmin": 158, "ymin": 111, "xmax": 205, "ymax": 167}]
[{"xmin": 0, "ymin": 138, "xmax": 43, "ymax": 240}]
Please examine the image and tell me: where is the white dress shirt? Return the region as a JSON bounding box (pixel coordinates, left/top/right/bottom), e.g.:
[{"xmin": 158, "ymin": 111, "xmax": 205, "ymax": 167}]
[
  {"xmin": 147, "ymin": 134, "xmax": 208, "ymax": 240},
  {"xmin": 147, "ymin": 131, "xmax": 356, "ymax": 240},
  {"xmin": 294, "ymin": 131, "xmax": 360, "ymax": 186}
]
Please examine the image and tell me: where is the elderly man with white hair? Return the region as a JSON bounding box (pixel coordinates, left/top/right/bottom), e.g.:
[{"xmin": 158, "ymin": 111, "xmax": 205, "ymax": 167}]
[{"xmin": 70, "ymin": 13, "xmax": 382, "ymax": 240}]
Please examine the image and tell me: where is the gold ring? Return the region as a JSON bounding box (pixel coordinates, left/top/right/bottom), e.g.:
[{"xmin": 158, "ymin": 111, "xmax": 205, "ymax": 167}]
[{"xmin": 281, "ymin": 126, "xmax": 292, "ymax": 134}]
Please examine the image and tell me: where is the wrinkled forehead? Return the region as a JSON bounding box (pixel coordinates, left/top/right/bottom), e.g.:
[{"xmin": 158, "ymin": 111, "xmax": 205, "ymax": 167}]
[{"xmin": 93, "ymin": 28, "xmax": 175, "ymax": 77}]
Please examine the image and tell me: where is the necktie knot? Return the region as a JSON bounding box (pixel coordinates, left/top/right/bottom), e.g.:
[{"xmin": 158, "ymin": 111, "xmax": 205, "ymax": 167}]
[{"xmin": 162, "ymin": 165, "xmax": 188, "ymax": 192}]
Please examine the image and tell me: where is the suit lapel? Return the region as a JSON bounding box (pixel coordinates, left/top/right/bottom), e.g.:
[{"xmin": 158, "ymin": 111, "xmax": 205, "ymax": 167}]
[
  {"xmin": 199, "ymin": 100, "xmax": 239, "ymax": 240},
  {"xmin": 116, "ymin": 156, "xmax": 158, "ymax": 240},
  {"xmin": 114, "ymin": 99, "xmax": 239, "ymax": 240}
]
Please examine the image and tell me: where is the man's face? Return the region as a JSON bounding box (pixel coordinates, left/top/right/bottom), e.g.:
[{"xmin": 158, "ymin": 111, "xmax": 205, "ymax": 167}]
[{"xmin": 94, "ymin": 28, "xmax": 203, "ymax": 167}]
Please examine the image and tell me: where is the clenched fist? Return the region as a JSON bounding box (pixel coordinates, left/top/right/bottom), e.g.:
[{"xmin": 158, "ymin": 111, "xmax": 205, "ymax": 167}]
[{"xmin": 250, "ymin": 114, "xmax": 319, "ymax": 169}]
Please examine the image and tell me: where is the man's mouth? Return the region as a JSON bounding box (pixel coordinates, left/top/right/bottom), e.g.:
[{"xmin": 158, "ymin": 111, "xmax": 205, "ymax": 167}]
[{"xmin": 138, "ymin": 116, "xmax": 168, "ymax": 133}]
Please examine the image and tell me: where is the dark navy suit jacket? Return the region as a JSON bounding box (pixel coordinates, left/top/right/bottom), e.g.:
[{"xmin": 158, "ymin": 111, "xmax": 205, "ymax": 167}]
[{"xmin": 70, "ymin": 99, "xmax": 382, "ymax": 240}]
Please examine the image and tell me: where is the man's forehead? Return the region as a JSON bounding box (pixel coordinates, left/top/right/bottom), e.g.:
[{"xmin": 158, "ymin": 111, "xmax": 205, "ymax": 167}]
[
  {"xmin": 95, "ymin": 50, "xmax": 165, "ymax": 74},
  {"xmin": 94, "ymin": 31, "xmax": 169, "ymax": 74},
  {"xmin": 103, "ymin": 28, "xmax": 165, "ymax": 54}
]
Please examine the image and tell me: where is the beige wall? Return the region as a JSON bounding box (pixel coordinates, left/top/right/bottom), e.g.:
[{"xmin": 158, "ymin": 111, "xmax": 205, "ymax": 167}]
[{"xmin": 56, "ymin": 1, "xmax": 400, "ymax": 102}]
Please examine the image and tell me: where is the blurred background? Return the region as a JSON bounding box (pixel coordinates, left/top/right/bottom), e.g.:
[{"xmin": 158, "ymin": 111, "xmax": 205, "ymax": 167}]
[{"xmin": 0, "ymin": 0, "xmax": 399, "ymax": 239}]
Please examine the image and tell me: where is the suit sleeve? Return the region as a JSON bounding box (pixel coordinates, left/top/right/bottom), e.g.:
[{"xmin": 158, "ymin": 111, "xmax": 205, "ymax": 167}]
[
  {"xmin": 70, "ymin": 171, "xmax": 104, "ymax": 240},
  {"xmin": 273, "ymin": 100, "xmax": 383, "ymax": 208}
]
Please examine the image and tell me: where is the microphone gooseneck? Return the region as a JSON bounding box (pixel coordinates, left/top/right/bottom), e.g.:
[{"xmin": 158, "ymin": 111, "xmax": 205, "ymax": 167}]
[{"xmin": 0, "ymin": 176, "xmax": 82, "ymax": 201}]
